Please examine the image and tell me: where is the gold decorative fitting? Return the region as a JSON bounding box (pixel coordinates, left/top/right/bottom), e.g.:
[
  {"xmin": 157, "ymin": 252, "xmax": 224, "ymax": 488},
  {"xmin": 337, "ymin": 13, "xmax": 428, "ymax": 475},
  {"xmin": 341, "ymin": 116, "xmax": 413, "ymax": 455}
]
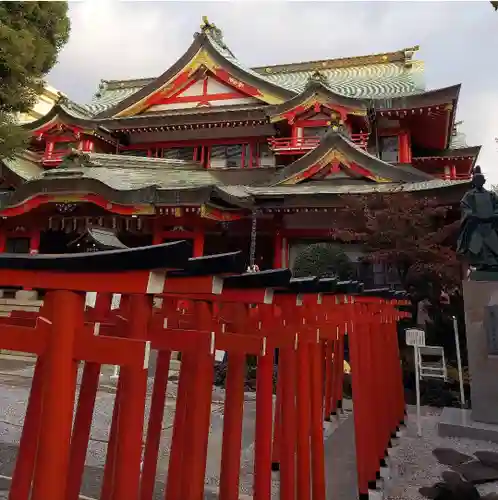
[
  {"xmin": 265, "ymin": 67, "xmax": 273, "ymax": 73},
  {"xmin": 201, "ymin": 15, "xmax": 210, "ymax": 29}
]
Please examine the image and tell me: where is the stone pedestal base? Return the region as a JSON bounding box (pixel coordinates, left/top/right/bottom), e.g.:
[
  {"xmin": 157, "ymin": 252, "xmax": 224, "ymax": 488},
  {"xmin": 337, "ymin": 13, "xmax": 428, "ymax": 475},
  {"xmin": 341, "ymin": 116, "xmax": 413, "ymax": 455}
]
[{"xmin": 438, "ymin": 407, "xmax": 498, "ymax": 444}]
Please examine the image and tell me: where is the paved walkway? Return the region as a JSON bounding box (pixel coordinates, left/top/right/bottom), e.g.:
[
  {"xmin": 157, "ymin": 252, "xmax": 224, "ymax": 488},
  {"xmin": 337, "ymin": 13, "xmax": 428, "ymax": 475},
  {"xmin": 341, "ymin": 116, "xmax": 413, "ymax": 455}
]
[{"xmin": 0, "ymin": 356, "xmax": 358, "ymax": 499}]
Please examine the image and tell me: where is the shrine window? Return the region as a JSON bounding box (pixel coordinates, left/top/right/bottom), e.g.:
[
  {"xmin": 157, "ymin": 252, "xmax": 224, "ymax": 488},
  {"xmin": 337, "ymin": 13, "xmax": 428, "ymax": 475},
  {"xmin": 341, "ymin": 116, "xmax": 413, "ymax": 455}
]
[
  {"xmin": 52, "ymin": 141, "xmax": 79, "ymax": 152},
  {"xmin": 254, "ymin": 142, "xmax": 275, "ymax": 168},
  {"xmin": 5, "ymin": 237, "xmax": 30, "ymax": 254},
  {"xmin": 379, "ymin": 136, "xmax": 399, "ymax": 163},
  {"xmin": 209, "ymin": 144, "xmax": 250, "ymax": 169},
  {"xmin": 302, "ymin": 126, "xmax": 328, "ymax": 139},
  {"xmin": 160, "ymin": 147, "xmax": 196, "ymax": 162},
  {"xmin": 120, "ymin": 149, "xmax": 149, "ymax": 157}
]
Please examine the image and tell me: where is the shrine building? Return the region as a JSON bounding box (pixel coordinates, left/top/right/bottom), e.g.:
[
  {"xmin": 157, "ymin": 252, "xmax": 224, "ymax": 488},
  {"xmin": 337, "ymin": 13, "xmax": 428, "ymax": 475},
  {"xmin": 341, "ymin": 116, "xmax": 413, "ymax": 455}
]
[{"xmin": 0, "ymin": 18, "xmax": 480, "ymax": 285}]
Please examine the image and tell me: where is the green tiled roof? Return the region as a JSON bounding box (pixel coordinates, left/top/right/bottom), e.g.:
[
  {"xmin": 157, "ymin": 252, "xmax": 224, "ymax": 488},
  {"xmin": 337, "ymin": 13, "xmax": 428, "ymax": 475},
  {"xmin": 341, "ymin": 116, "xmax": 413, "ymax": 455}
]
[
  {"xmin": 50, "ymin": 153, "xmax": 217, "ymax": 190},
  {"xmin": 83, "ymin": 22, "xmax": 426, "ymax": 116},
  {"xmin": 1, "ymin": 154, "xmax": 43, "ymax": 180},
  {"xmin": 261, "ymin": 61, "xmax": 425, "ymax": 98},
  {"xmin": 86, "ymin": 61, "xmax": 425, "ymax": 115}
]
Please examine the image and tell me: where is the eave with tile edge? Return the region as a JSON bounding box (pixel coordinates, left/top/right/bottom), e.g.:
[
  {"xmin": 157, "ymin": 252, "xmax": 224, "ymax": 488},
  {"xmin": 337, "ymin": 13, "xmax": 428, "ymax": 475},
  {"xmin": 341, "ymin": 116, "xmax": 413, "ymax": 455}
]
[
  {"xmin": 22, "ymin": 101, "xmax": 120, "ymax": 147},
  {"xmin": 94, "ymin": 17, "xmax": 294, "ymax": 120},
  {"xmin": 22, "ymin": 83, "xmax": 462, "ymax": 140},
  {"xmin": 0, "ymin": 141, "xmax": 472, "ymax": 219},
  {"xmin": 412, "ymin": 145, "xmax": 481, "ymax": 179}
]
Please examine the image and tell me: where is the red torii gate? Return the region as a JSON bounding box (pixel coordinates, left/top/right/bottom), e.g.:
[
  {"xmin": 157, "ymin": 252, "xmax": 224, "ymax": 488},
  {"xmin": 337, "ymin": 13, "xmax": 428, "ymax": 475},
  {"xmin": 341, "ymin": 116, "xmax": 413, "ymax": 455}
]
[{"xmin": 0, "ymin": 242, "xmax": 409, "ymax": 500}]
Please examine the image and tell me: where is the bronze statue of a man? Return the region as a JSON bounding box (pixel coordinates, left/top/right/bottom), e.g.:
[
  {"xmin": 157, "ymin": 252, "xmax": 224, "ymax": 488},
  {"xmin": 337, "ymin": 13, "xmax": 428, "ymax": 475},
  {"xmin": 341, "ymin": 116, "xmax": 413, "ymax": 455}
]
[{"xmin": 457, "ymin": 166, "xmax": 498, "ymax": 270}]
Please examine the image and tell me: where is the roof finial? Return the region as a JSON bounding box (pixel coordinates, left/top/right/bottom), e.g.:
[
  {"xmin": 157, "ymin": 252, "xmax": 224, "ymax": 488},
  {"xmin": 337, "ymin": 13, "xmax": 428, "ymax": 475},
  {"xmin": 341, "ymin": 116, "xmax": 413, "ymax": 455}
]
[
  {"xmin": 308, "ymin": 70, "xmax": 328, "ymax": 86},
  {"xmin": 201, "ymin": 15, "xmax": 210, "ymax": 29},
  {"xmin": 199, "ymin": 16, "xmax": 229, "ymax": 51}
]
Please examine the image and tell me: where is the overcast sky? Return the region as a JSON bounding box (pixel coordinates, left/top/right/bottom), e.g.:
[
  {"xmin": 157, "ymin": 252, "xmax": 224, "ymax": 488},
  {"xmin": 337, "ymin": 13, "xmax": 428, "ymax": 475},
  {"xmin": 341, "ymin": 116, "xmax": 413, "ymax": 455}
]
[{"xmin": 47, "ymin": 1, "xmax": 498, "ymax": 182}]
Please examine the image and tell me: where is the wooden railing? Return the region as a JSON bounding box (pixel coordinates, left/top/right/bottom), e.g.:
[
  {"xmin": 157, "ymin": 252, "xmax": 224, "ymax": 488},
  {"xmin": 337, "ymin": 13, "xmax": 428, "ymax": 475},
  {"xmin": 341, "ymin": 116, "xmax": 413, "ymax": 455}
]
[{"xmin": 268, "ymin": 133, "xmax": 369, "ymax": 154}]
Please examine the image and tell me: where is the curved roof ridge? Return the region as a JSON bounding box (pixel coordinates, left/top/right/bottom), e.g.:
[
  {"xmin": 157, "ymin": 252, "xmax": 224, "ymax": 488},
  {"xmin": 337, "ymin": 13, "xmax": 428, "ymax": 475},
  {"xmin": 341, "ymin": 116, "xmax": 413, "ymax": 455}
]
[
  {"xmin": 252, "ymin": 45, "xmax": 420, "ymax": 74},
  {"xmin": 94, "ymin": 20, "xmax": 294, "ymax": 119},
  {"xmin": 201, "ymin": 18, "xmax": 287, "ymax": 91}
]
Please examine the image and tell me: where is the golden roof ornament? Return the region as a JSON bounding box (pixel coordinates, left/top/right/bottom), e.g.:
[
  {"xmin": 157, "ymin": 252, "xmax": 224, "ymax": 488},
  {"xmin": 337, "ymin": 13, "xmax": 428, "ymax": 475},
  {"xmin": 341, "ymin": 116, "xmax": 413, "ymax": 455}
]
[
  {"xmin": 308, "ymin": 70, "xmax": 328, "ymax": 86},
  {"xmin": 200, "ymin": 16, "xmax": 227, "ymax": 49}
]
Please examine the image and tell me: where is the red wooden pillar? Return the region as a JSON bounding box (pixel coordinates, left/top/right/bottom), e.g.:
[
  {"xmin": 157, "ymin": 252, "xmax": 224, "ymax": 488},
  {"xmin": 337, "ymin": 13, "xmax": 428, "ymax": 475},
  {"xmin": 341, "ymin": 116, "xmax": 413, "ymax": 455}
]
[
  {"xmin": 334, "ymin": 326, "xmax": 345, "ymax": 412},
  {"xmin": 323, "ymin": 340, "xmax": 333, "ymax": 420},
  {"xmin": 271, "ymin": 365, "xmax": 283, "ymax": 469},
  {"xmin": 398, "ymin": 131, "xmax": 411, "ymax": 164},
  {"xmin": 9, "ymin": 358, "xmax": 45, "ymax": 500},
  {"xmin": 112, "ymin": 294, "xmax": 151, "ymax": 500},
  {"xmin": 279, "ymin": 345, "xmax": 297, "ymax": 500},
  {"xmin": 182, "ymin": 302, "xmax": 214, "ymax": 500},
  {"xmin": 193, "ymin": 229, "xmax": 204, "ymax": 257},
  {"xmin": 66, "ymin": 362, "xmax": 101, "ymax": 500},
  {"xmin": 31, "ymin": 290, "xmax": 83, "ymax": 500},
  {"xmin": 219, "ymin": 352, "xmax": 246, "ymax": 500},
  {"xmin": 348, "ymin": 303, "xmax": 369, "ymax": 498},
  {"xmin": 309, "ymin": 338, "xmax": 326, "ymax": 500},
  {"xmin": 140, "ymin": 350, "xmax": 172, "ymax": 500},
  {"xmin": 273, "ymin": 232, "xmax": 282, "ymax": 269},
  {"xmin": 254, "ymin": 343, "xmax": 273, "ymax": 500},
  {"xmin": 296, "ymin": 337, "xmax": 311, "ymax": 500},
  {"xmin": 29, "ymin": 231, "xmax": 40, "ymax": 255},
  {"xmin": 165, "ymin": 352, "xmax": 194, "ymax": 500}
]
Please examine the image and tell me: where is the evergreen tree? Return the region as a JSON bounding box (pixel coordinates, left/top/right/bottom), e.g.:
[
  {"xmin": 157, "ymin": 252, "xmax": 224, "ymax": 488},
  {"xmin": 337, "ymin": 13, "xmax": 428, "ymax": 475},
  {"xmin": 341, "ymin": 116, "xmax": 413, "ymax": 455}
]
[
  {"xmin": 293, "ymin": 243, "xmax": 355, "ymax": 280},
  {"xmin": 0, "ymin": 1, "xmax": 70, "ymax": 158}
]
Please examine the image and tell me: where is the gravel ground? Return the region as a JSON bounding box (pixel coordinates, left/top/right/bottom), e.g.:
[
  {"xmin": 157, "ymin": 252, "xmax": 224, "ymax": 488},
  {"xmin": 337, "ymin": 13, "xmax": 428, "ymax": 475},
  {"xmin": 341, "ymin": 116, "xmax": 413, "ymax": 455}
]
[{"xmin": 386, "ymin": 405, "xmax": 498, "ymax": 500}]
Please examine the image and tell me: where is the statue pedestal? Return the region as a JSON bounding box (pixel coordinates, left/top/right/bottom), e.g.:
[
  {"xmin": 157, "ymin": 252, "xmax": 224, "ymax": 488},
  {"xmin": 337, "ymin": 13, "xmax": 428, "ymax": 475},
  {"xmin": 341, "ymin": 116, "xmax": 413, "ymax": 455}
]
[
  {"xmin": 439, "ymin": 408, "xmax": 498, "ymax": 443},
  {"xmin": 438, "ymin": 273, "xmax": 498, "ymax": 440}
]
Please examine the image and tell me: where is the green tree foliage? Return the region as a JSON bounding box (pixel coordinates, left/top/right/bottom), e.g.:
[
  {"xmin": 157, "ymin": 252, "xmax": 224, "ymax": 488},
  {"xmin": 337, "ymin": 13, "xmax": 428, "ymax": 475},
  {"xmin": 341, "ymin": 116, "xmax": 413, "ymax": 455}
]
[
  {"xmin": 293, "ymin": 243, "xmax": 355, "ymax": 280},
  {"xmin": 0, "ymin": 1, "xmax": 70, "ymax": 158},
  {"xmin": 492, "ymin": 1, "xmax": 498, "ymax": 10}
]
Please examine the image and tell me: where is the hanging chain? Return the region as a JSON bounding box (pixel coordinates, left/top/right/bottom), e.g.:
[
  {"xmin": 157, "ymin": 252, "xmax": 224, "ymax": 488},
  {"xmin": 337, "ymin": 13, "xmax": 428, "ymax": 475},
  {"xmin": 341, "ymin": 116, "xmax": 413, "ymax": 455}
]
[{"xmin": 249, "ymin": 209, "xmax": 258, "ymax": 269}]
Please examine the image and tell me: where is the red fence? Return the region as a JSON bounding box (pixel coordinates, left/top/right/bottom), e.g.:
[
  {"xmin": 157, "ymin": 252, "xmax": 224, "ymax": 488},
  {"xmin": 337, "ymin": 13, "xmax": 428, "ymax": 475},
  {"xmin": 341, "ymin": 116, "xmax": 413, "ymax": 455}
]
[{"xmin": 0, "ymin": 247, "xmax": 408, "ymax": 500}]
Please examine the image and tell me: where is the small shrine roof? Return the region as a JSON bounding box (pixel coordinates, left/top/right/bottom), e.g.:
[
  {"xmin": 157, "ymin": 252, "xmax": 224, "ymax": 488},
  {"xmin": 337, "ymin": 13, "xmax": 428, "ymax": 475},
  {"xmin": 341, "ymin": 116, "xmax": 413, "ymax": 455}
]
[{"xmin": 272, "ymin": 130, "xmax": 433, "ymax": 185}]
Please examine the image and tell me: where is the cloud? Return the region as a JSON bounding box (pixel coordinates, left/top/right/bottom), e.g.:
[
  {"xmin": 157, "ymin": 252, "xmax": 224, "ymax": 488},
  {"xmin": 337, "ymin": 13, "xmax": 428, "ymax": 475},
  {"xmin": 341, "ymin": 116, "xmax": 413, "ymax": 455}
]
[{"xmin": 47, "ymin": 1, "xmax": 498, "ymax": 181}]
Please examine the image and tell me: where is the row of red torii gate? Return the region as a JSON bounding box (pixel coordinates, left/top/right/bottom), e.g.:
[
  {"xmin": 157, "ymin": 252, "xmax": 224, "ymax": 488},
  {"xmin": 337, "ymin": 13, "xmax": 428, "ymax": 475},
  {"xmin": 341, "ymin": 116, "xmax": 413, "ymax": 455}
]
[{"xmin": 0, "ymin": 239, "xmax": 409, "ymax": 500}]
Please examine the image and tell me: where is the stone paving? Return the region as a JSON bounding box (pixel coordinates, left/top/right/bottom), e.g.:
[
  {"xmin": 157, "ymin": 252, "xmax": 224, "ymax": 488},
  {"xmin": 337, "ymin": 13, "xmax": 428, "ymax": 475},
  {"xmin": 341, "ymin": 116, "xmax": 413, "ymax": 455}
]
[{"xmin": 0, "ymin": 356, "xmax": 355, "ymax": 499}]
